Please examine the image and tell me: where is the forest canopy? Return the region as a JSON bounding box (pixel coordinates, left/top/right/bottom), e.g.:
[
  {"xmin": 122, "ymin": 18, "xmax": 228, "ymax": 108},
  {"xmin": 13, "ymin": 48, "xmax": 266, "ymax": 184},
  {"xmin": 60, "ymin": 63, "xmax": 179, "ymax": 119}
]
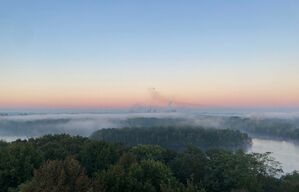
[
  {"xmin": 1, "ymin": 134, "xmax": 298, "ymax": 192},
  {"xmin": 0, "ymin": 134, "xmax": 298, "ymax": 192}
]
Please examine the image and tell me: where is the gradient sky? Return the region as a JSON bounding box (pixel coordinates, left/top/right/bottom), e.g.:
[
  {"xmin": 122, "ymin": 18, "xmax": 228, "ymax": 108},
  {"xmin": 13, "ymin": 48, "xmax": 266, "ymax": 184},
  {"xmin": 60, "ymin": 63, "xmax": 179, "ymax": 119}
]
[{"xmin": 1, "ymin": 0, "xmax": 299, "ymax": 109}]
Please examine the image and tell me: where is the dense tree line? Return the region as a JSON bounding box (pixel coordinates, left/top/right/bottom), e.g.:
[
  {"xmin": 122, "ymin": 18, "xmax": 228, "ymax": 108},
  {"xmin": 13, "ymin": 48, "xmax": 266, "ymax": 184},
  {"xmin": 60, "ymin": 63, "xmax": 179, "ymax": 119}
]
[
  {"xmin": 225, "ymin": 117, "xmax": 299, "ymax": 140},
  {"xmin": 0, "ymin": 118, "xmax": 85, "ymax": 137},
  {"xmin": 0, "ymin": 134, "xmax": 298, "ymax": 191},
  {"xmin": 121, "ymin": 117, "xmax": 299, "ymax": 142},
  {"xmin": 90, "ymin": 127, "xmax": 251, "ymax": 151},
  {"xmin": 119, "ymin": 117, "xmax": 190, "ymax": 128}
]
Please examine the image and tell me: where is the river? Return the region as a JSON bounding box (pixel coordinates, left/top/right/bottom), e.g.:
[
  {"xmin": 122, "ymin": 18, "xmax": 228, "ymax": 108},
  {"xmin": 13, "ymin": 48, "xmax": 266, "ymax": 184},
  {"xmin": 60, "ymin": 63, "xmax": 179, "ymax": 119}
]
[{"xmin": 249, "ymin": 138, "xmax": 299, "ymax": 174}]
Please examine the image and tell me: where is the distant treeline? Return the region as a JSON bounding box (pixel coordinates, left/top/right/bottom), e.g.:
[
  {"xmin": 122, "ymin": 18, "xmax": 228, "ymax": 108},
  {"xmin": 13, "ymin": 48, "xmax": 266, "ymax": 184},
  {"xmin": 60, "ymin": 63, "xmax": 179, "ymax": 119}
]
[
  {"xmin": 2, "ymin": 115, "xmax": 299, "ymax": 142},
  {"xmin": 90, "ymin": 127, "xmax": 251, "ymax": 151},
  {"xmin": 0, "ymin": 134, "xmax": 298, "ymax": 192},
  {"xmin": 225, "ymin": 117, "xmax": 299, "ymax": 140},
  {"xmin": 0, "ymin": 119, "xmax": 72, "ymax": 136},
  {"xmin": 122, "ymin": 117, "xmax": 299, "ymax": 141},
  {"xmin": 119, "ymin": 117, "xmax": 191, "ymax": 127},
  {"xmin": 0, "ymin": 117, "xmax": 192, "ymax": 139}
]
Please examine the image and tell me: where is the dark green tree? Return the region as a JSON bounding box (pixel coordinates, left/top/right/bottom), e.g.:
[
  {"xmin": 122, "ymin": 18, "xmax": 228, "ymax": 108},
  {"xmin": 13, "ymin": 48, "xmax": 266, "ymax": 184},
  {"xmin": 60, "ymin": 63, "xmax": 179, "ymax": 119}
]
[
  {"xmin": 281, "ymin": 171, "xmax": 299, "ymax": 192},
  {"xmin": 79, "ymin": 141, "xmax": 121, "ymax": 175},
  {"xmin": 19, "ymin": 157, "xmax": 91, "ymax": 192},
  {"xmin": 0, "ymin": 142, "xmax": 43, "ymax": 192},
  {"xmin": 170, "ymin": 146, "xmax": 207, "ymax": 184}
]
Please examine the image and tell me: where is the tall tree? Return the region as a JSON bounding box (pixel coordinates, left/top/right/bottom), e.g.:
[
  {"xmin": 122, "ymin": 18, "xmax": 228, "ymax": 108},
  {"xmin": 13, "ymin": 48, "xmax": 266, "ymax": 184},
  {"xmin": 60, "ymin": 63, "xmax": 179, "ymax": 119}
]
[{"xmin": 19, "ymin": 157, "xmax": 91, "ymax": 192}]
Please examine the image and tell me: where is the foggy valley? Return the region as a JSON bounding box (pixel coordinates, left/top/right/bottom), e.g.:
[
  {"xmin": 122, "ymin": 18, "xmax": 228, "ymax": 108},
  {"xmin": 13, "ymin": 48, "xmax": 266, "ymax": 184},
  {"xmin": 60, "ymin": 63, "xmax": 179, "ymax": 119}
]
[
  {"xmin": 1, "ymin": 0, "xmax": 299, "ymax": 191},
  {"xmin": 1, "ymin": 111, "xmax": 299, "ymax": 174}
]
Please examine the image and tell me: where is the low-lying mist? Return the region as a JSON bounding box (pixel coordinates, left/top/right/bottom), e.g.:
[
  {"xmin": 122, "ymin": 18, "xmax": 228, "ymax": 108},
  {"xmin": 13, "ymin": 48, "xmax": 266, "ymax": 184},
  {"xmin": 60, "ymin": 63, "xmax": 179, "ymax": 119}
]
[
  {"xmin": 0, "ymin": 113, "xmax": 183, "ymax": 140},
  {"xmin": 1, "ymin": 111, "xmax": 299, "ymax": 142}
]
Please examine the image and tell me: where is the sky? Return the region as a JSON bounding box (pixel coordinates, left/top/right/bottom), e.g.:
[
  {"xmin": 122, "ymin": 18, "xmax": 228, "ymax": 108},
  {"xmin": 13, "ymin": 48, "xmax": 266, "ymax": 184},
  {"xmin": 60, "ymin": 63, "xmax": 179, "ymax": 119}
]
[{"xmin": 1, "ymin": 0, "xmax": 299, "ymax": 110}]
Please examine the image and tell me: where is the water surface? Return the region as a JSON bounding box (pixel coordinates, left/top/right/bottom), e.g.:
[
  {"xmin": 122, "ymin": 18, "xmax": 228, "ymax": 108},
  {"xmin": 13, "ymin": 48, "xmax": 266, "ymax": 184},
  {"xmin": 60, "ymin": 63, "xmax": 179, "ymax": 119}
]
[{"xmin": 249, "ymin": 138, "xmax": 299, "ymax": 174}]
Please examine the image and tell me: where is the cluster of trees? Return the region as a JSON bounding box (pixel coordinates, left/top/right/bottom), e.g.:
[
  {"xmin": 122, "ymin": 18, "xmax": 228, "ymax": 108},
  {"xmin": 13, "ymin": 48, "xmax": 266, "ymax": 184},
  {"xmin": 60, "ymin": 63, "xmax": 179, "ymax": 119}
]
[
  {"xmin": 0, "ymin": 134, "xmax": 298, "ymax": 192},
  {"xmin": 90, "ymin": 127, "xmax": 251, "ymax": 151},
  {"xmin": 225, "ymin": 117, "xmax": 299, "ymax": 140}
]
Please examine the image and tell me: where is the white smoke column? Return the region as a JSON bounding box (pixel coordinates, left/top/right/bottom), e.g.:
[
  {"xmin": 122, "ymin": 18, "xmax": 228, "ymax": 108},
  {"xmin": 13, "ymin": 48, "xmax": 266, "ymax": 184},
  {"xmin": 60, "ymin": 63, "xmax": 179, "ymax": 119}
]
[{"xmin": 148, "ymin": 87, "xmax": 205, "ymax": 108}]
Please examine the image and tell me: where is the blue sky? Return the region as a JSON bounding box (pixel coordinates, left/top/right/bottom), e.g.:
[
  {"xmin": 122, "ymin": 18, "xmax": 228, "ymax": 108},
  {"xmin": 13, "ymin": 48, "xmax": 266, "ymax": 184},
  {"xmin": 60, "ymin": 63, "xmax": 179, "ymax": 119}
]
[{"xmin": 1, "ymin": 0, "xmax": 299, "ymax": 109}]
